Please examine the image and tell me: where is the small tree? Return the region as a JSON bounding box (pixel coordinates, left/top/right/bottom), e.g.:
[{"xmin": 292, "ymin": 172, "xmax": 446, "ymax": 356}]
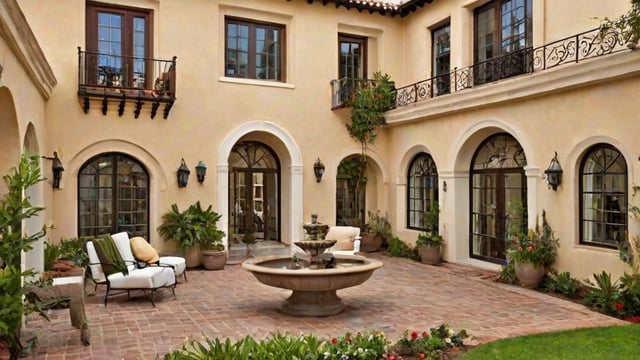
[
  {"xmin": 344, "ymin": 71, "xmax": 395, "ymax": 226},
  {"xmin": 0, "ymin": 153, "xmax": 49, "ymax": 359}
]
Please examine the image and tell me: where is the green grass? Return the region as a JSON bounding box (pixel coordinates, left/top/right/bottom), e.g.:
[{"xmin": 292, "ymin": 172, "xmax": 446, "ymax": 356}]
[{"xmin": 461, "ymin": 324, "xmax": 640, "ymax": 360}]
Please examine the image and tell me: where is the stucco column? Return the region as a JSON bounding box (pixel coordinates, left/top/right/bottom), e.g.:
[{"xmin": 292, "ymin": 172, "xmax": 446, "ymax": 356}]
[
  {"xmin": 289, "ymin": 165, "xmax": 304, "ymax": 250},
  {"xmin": 524, "ymin": 166, "xmax": 541, "ymax": 228},
  {"xmin": 442, "ymin": 170, "xmax": 470, "ymax": 262},
  {"xmin": 217, "ymin": 164, "xmax": 230, "ymax": 250}
]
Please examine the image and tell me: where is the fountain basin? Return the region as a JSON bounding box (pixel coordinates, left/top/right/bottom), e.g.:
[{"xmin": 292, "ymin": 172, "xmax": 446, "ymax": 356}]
[{"xmin": 242, "ymin": 254, "xmax": 383, "ymax": 316}]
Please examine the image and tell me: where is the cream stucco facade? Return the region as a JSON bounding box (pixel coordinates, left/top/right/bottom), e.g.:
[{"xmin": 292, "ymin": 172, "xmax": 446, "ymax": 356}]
[{"xmin": 1, "ymin": 0, "xmax": 638, "ymax": 281}]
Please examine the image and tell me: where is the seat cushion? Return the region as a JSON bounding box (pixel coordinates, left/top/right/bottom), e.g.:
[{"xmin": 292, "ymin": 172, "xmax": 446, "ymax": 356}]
[
  {"xmin": 130, "ymin": 237, "xmax": 160, "ymax": 263},
  {"xmin": 325, "ymin": 226, "xmax": 360, "ymax": 250},
  {"xmin": 108, "ymin": 266, "xmax": 175, "ymax": 289},
  {"xmin": 159, "ymin": 256, "xmax": 186, "ymax": 276}
]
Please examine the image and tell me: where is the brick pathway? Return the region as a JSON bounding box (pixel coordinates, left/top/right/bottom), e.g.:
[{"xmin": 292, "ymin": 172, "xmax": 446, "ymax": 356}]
[{"xmin": 23, "ymin": 252, "xmax": 624, "ymax": 359}]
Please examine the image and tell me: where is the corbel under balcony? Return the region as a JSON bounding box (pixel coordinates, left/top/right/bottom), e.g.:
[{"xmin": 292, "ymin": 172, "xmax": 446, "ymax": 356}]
[{"xmin": 77, "ymin": 47, "xmax": 177, "ymax": 119}]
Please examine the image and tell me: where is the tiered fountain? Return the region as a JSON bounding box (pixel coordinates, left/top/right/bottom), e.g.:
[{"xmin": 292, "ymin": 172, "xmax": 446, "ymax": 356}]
[{"xmin": 242, "ymin": 215, "xmax": 383, "ymax": 316}]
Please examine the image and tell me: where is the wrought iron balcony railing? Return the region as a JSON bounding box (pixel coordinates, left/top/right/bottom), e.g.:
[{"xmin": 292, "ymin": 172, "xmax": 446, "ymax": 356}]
[
  {"xmin": 330, "ymin": 27, "xmax": 628, "ymax": 110},
  {"xmin": 330, "ymin": 77, "xmax": 378, "ymax": 109},
  {"xmin": 77, "ymin": 47, "xmax": 177, "ymax": 119}
]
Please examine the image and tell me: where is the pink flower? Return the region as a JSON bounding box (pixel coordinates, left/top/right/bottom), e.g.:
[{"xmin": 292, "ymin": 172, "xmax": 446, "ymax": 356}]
[
  {"xmin": 526, "ymin": 246, "xmax": 533, "ymax": 252},
  {"xmin": 419, "ymin": 353, "xmax": 426, "ymax": 359},
  {"xmin": 518, "ymin": 246, "xmax": 523, "ymax": 252}
]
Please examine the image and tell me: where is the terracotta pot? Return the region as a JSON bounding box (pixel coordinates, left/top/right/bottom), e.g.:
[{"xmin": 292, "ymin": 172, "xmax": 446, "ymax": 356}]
[
  {"xmin": 418, "ymin": 245, "xmax": 441, "ymax": 265},
  {"xmin": 183, "ymin": 244, "xmax": 202, "ymax": 268},
  {"xmin": 515, "ymin": 261, "xmax": 545, "ymax": 288},
  {"xmin": 360, "ymin": 232, "xmax": 383, "ymax": 252},
  {"xmin": 202, "ymin": 250, "xmax": 226, "ymax": 270}
]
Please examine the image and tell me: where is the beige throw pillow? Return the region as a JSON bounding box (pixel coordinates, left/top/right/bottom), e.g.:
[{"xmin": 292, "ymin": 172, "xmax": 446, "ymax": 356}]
[{"xmin": 130, "ymin": 236, "xmax": 160, "ymax": 263}]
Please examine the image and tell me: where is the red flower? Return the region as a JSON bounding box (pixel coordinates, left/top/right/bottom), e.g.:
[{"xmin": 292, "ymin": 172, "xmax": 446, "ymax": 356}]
[
  {"xmin": 419, "ymin": 353, "xmax": 426, "ymax": 359},
  {"xmin": 411, "ymin": 331, "xmax": 418, "ymax": 340},
  {"xmin": 625, "ymin": 316, "xmax": 640, "ymax": 323},
  {"xmin": 422, "ymin": 331, "xmax": 428, "ymax": 338},
  {"xmin": 615, "ymin": 302, "xmax": 624, "ymax": 311},
  {"xmin": 452, "ymin": 346, "xmax": 460, "ymax": 352},
  {"xmin": 331, "ymin": 338, "xmax": 338, "ymax": 344},
  {"xmin": 526, "ymin": 246, "xmax": 533, "ymax": 252}
]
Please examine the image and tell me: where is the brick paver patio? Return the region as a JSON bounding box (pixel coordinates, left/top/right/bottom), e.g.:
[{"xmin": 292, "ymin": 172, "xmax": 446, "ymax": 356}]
[{"xmin": 24, "ymin": 252, "xmax": 625, "ymax": 359}]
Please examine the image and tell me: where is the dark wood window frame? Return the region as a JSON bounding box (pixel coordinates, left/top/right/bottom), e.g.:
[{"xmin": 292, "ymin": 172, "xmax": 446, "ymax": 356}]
[
  {"xmin": 86, "ymin": 1, "xmax": 153, "ymax": 88},
  {"xmin": 78, "ymin": 152, "xmax": 150, "ymax": 240},
  {"xmin": 431, "ymin": 22, "xmax": 451, "ymax": 96},
  {"xmin": 407, "ymin": 153, "xmax": 439, "ymax": 230},
  {"xmin": 338, "ymin": 33, "xmax": 368, "ymax": 80},
  {"xmin": 473, "ymin": 0, "xmax": 532, "ymax": 85},
  {"xmin": 225, "ymin": 17, "xmax": 286, "ymax": 82},
  {"xmin": 579, "ymin": 144, "xmax": 628, "ymax": 249}
]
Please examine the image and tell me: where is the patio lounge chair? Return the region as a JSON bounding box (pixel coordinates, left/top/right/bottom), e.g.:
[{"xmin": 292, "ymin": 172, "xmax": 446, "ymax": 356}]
[
  {"xmin": 124, "ymin": 233, "xmax": 188, "ymax": 281},
  {"xmin": 86, "ymin": 236, "xmax": 176, "ymax": 307},
  {"xmin": 325, "ymin": 226, "xmax": 361, "ymax": 255}
]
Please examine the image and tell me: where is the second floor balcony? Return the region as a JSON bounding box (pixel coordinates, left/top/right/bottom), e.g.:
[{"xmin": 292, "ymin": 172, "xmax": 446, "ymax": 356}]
[
  {"xmin": 331, "ymin": 27, "xmax": 632, "ymax": 111},
  {"xmin": 77, "ymin": 48, "xmax": 177, "ymax": 119}
]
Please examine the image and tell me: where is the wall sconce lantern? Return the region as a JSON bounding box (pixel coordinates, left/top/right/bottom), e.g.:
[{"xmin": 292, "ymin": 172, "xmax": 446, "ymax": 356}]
[
  {"xmin": 544, "ymin": 151, "xmax": 563, "ymax": 191},
  {"xmin": 177, "ymin": 158, "xmax": 190, "ymax": 188},
  {"xmin": 42, "ymin": 151, "xmax": 64, "ymax": 189},
  {"xmin": 195, "ymin": 161, "xmax": 207, "ymax": 183},
  {"xmin": 313, "ymin": 157, "xmax": 325, "ymax": 183}
]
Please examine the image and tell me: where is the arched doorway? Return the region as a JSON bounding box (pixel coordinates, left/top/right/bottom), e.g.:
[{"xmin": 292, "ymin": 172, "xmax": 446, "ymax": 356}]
[
  {"xmin": 78, "ymin": 152, "xmax": 150, "ymax": 239},
  {"xmin": 228, "ymin": 141, "xmax": 280, "ymax": 243},
  {"xmin": 470, "ymin": 133, "xmax": 526, "ymax": 263}
]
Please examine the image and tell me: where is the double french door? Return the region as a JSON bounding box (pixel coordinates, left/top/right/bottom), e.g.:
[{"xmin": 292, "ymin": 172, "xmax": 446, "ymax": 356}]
[
  {"xmin": 229, "ymin": 142, "xmax": 280, "ymax": 243},
  {"xmin": 470, "ymin": 134, "xmax": 527, "ymax": 263}
]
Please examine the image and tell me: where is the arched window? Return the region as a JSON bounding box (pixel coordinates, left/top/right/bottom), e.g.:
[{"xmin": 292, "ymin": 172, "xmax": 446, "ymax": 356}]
[
  {"xmin": 78, "ymin": 153, "xmax": 149, "ymax": 239},
  {"xmin": 407, "ymin": 153, "xmax": 438, "ymax": 230},
  {"xmin": 580, "ymin": 144, "xmax": 627, "ymax": 248}
]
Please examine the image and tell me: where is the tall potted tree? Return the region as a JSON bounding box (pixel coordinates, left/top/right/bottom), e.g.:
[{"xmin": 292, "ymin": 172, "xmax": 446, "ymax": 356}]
[{"xmin": 344, "ymin": 71, "xmax": 395, "ymax": 228}]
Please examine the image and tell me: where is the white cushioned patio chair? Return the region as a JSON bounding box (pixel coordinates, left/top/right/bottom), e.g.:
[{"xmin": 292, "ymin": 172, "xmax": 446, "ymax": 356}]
[
  {"xmin": 115, "ymin": 232, "xmax": 187, "ymax": 282},
  {"xmin": 325, "ymin": 226, "xmax": 361, "ymax": 255},
  {"xmin": 86, "ymin": 235, "xmax": 176, "ymax": 307}
]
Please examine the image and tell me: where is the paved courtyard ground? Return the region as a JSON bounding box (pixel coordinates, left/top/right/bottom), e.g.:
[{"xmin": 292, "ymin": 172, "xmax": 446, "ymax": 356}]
[{"xmin": 24, "ymin": 252, "xmax": 625, "ymax": 359}]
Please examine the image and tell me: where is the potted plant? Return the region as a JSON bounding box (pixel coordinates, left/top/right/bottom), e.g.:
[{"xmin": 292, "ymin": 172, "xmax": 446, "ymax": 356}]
[
  {"xmin": 416, "ymin": 232, "xmax": 444, "ymax": 265},
  {"xmin": 361, "ymin": 210, "xmax": 392, "ymax": 252},
  {"xmin": 507, "ymin": 210, "xmax": 559, "ymax": 288},
  {"xmin": 415, "ymin": 203, "xmax": 443, "ymax": 265},
  {"xmin": 195, "ymin": 204, "xmax": 226, "ymax": 271},
  {"xmin": 157, "ymin": 201, "xmax": 226, "ymax": 268}
]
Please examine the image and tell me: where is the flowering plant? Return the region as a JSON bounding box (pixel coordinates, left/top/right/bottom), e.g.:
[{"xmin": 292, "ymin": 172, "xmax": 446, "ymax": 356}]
[
  {"xmin": 324, "ymin": 330, "xmax": 390, "ymax": 359},
  {"xmin": 507, "ymin": 211, "xmax": 558, "ymax": 267},
  {"xmin": 392, "ymin": 324, "xmax": 468, "ymax": 359}
]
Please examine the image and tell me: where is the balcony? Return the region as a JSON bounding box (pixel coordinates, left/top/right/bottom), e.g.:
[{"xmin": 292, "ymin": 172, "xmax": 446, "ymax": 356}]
[
  {"xmin": 330, "ymin": 27, "xmax": 631, "ymax": 111},
  {"xmin": 393, "ymin": 27, "xmax": 630, "ymax": 109},
  {"xmin": 77, "ymin": 48, "xmax": 177, "ymax": 119}
]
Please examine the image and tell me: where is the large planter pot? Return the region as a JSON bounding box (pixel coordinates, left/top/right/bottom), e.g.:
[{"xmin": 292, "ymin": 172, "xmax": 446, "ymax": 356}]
[
  {"xmin": 515, "ymin": 261, "xmax": 545, "ymax": 288},
  {"xmin": 360, "ymin": 232, "xmax": 383, "ymax": 252},
  {"xmin": 202, "ymin": 249, "xmax": 226, "ymax": 270},
  {"xmin": 417, "ymin": 245, "xmax": 441, "ymax": 265},
  {"xmin": 183, "ymin": 244, "xmax": 202, "ymax": 268}
]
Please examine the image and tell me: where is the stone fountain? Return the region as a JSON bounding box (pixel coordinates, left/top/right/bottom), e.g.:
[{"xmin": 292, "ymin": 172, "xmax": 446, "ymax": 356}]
[{"xmin": 241, "ymin": 215, "xmax": 383, "ymax": 316}]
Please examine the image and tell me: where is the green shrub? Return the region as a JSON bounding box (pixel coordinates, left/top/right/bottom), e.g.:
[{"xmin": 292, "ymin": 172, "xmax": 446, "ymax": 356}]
[
  {"xmin": 584, "ymin": 271, "xmax": 620, "ymax": 315},
  {"xmin": 388, "ymin": 236, "xmax": 416, "ymax": 259},
  {"xmin": 544, "ymin": 271, "xmax": 582, "ymax": 298}
]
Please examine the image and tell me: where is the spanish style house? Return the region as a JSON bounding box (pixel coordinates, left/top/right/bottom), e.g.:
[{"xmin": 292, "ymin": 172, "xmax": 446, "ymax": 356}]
[{"xmin": 1, "ymin": 0, "xmax": 638, "ymax": 281}]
